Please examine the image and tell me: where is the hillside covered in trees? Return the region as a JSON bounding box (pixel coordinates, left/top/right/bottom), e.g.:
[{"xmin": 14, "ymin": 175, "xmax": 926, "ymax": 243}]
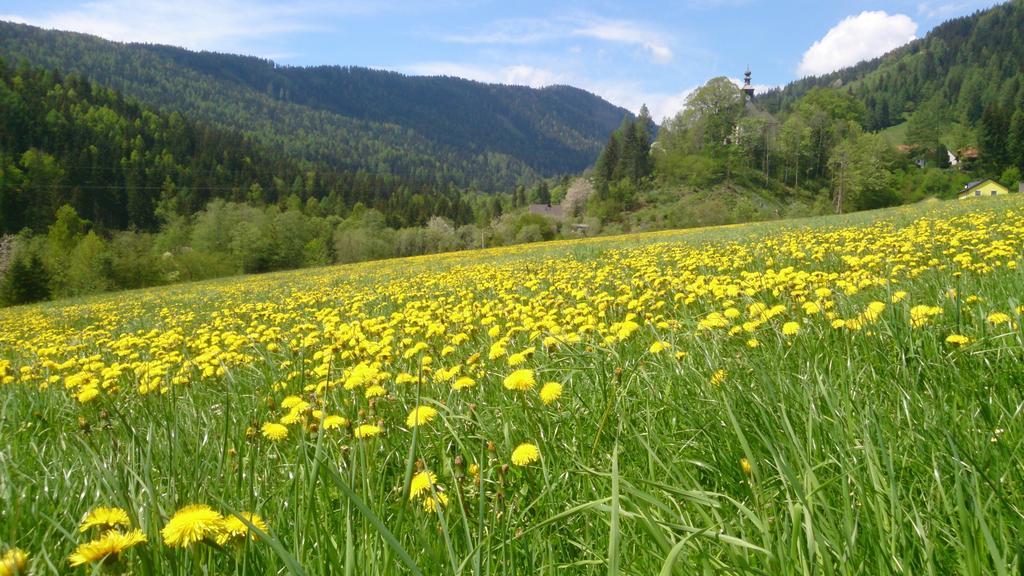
[
  {"xmin": 0, "ymin": 61, "xmax": 476, "ymax": 235},
  {"xmin": 0, "ymin": 21, "xmax": 631, "ymax": 192},
  {"xmin": 580, "ymin": 1, "xmax": 1024, "ymax": 231},
  {"xmin": 759, "ymin": 0, "xmax": 1024, "ymax": 161},
  {"xmin": 0, "ymin": 57, "xmax": 583, "ymax": 306}
]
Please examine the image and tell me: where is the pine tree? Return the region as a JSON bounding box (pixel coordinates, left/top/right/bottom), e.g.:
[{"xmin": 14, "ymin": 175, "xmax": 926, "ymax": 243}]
[
  {"xmin": 980, "ymin": 103, "xmax": 1009, "ymax": 170},
  {"xmin": 535, "ymin": 181, "xmax": 551, "ymax": 206},
  {"xmin": 1009, "ymin": 109, "xmax": 1024, "ymax": 172},
  {"xmin": 0, "ymin": 249, "xmax": 51, "ymax": 305}
]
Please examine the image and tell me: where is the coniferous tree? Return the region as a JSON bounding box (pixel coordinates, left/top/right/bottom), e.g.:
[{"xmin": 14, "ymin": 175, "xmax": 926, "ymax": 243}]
[
  {"xmin": 0, "ymin": 248, "xmax": 50, "ymax": 305},
  {"xmin": 980, "ymin": 103, "xmax": 1009, "ymax": 170},
  {"xmin": 535, "ymin": 181, "xmax": 551, "ymax": 205},
  {"xmin": 1009, "ymin": 109, "xmax": 1024, "ymax": 172}
]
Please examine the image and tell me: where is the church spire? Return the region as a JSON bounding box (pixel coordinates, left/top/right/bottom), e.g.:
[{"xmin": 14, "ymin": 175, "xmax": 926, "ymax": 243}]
[{"xmin": 742, "ymin": 67, "xmax": 754, "ymax": 102}]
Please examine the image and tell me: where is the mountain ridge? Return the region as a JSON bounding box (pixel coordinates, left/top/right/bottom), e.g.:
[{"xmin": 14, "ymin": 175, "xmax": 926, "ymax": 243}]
[{"xmin": 0, "ymin": 21, "xmax": 633, "ymax": 191}]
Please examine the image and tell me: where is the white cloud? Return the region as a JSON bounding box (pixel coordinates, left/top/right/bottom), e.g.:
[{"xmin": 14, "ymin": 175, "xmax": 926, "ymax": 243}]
[
  {"xmin": 1, "ymin": 0, "xmax": 368, "ymax": 55},
  {"xmin": 916, "ymin": 1, "xmax": 998, "ymax": 20},
  {"xmin": 440, "ymin": 15, "xmax": 674, "ymax": 64},
  {"xmin": 570, "ymin": 20, "xmax": 673, "ymax": 63},
  {"xmin": 797, "ymin": 11, "xmax": 917, "ymax": 77},
  {"xmin": 403, "ymin": 62, "xmax": 688, "ymax": 120},
  {"xmin": 403, "ymin": 62, "xmax": 564, "ymax": 88},
  {"xmin": 442, "ymin": 18, "xmax": 556, "ymax": 45}
]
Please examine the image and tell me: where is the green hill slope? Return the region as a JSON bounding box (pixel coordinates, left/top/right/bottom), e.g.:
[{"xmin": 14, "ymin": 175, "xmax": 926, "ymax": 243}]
[
  {"xmin": 0, "ymin": 60, "xmax": 471, "ymax": 234},
  {"xmin": 759, "ymin": 0, "xmax": 1024, "ymax": 139},
  {"xmin": 0, "ymin": 21, "xmax": 632, "ymax": 191}
]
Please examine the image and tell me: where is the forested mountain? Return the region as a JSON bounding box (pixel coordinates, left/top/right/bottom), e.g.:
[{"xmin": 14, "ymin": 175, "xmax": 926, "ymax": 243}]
[
  {"xmin": 758, "ymin": 0, "xmax": 1024, "ymax": 136},
  {"xmin": 0, "ymin": 21, "xmax": 631, "ymax": 191},
  {"xmin": 0, "ymin": 60, "xmax": 473, "ymax": 234}
]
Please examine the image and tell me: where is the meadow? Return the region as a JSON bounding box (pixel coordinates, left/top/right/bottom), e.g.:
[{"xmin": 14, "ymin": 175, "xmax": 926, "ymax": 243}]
[{"xmin": 1, "ymin": 197, "xmax": 1022, "ymax": 575}]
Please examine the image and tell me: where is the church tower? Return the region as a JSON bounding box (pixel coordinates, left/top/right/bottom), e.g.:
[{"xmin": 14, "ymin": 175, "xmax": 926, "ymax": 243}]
[{"xmin": 742, "ymin": 67, "xmax": 755, "ymax": 103}]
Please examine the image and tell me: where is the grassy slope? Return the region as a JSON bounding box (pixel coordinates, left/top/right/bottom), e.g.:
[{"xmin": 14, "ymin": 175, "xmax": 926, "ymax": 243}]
[{"xmin": 1, "ymin": 197, "xmax": 1023, "ymax": 574}]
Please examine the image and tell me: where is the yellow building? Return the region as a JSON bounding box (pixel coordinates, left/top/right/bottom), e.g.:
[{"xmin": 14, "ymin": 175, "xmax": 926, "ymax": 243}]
[{"xmin": 958, "ymin": 179, "xmax": 1010, "ymax": 200}]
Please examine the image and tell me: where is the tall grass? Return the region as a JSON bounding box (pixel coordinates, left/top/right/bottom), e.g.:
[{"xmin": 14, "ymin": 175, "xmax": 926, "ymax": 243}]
[{"xmin": 1, "ymin": 197, "xmax": 1022, "ymax": 574}]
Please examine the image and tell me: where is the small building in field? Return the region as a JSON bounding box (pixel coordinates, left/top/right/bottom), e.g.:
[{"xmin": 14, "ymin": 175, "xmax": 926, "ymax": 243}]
[{"xmin": 958, "ymin": 179, "xmax": 1010, "ymax": 200}]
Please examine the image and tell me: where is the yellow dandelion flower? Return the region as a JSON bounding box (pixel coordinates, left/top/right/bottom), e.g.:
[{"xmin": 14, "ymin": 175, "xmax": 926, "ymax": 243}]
[
  {"xmin": 261, "ymin": 422, "xmax": 288, "ymax": 441},
  {"xmin": 511, "ymin": 443, "xmax": 540, "ymax": 466},
  {"xmin": 945, "ymin": 334, "xmax": 970, "ymax": 347},
  {"xmin": 539, "ymin": 382, "xmax": 563, "ymax": 405},
  {"xmin": 322, "ymin": 415, "xmax": 348, "ymax": 430},
  {"xmin": 422, "ymin": 491, "xmax": 449, "ymax": 513},
  {"xmin": 507, "ymin": 352, "xmax": 527, "ymax": 366},
  {"xmin": 648, "ymin": 341, "xmax": 669, "ymax": 354},
  {"xmin": 863, "ymin": 301, "xmax": 886, "ymax": 321},
  {"xmin": 364, "ymin": 385, "xmax": 387, "ymax": 399},
  {"xmin": 76, "ymin": 387, "xmax": 100, "ymax": 403},
  {"xmin": 68, "ymin": 529, "xmax": 146, "ymax": 567},
  {"xmin": 406, "ymin": 405, "xmax": 439, "ymax": 428},
  {"xmin": 710, "ymin": 369, "xmax": 727, "ymax": 386},
  {"xmin": 409, "ymin": 471, "xmax": 437, "ymax": 500},
  {"xmin": 746, "ymin": 338, "xmax": 759, "ymax": 348},
  {"xmin": 354, "ymin": 424, "xmax": 382, "ymax": 439},
  {"xmin": 782, "ymin": 321, "xmax": 800, "ymax": 336},
  {"xmin": 79, "ymin": 507, "xmax": 131, "ymax": 533},
  {"xmin": 215, "ymin": 512, "xmax": 268, "ymax": 545},
  {"xmin": 279, "ymin": 411, "xmax": 303, "ymax": 426},
  {"xmin": 280, "ymin": 395, "xmax": 304, "ymax": 409},
  {"xmin": 740, "ymin": 458, "xmax": 752, "ymax": 476},
  {"xmin": 987, "ymin": 312, "xmax": 1012, "ymax": 326},
  {"xmin": 453, "ymin": 376, "xmax": 476, "ymax": 390},
  {"xmin": 0, "ymin": 549, "xmax": 28, "ymax": 575},
  {"xmin": 488, "ymin": 341, "xmax": 507, "ymax": 360},
  {"xmin": 395, "ymin": 373, "xmax": 416, "ymax": 385},
  {"xmin": 161, "ymin": 504, "xmax": 224, "ymax": 548},
  {"xmin": 503, "ymin": 369, "xmax": 535, "ymax": 391},
  {"xmin": 910, "ymin": 305, "xmax": 943, "ymax": 328}
]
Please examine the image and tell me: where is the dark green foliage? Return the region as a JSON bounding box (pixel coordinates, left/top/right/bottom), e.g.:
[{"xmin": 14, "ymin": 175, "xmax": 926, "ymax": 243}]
[
  {"xmin": 0, "ymin": 244, "xmax": 49, "ymax": 305},
  {"xmin": 980, "ymin": 103, "xmax": 1010, "ymax": 170},
  {"xmin": 1009, "ymin": 110, "xmax": 1024, "ymax": 172},
  {"xmin": 0, "ymin": 21, "xmax": 630, "ymax": 191},
  {"xmin": 0, "ymin": 59, "xmax": 473, "ymax": 234},
  {"xmin": 592, "ymin": 111, "xmax": 654, "ymax": 218}
]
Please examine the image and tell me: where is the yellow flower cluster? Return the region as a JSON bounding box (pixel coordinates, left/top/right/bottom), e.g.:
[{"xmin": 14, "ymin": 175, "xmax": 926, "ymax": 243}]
[
  {"xmin": 162, "ymin": 504, "xmax": 268, "ymax": 548},
  {"xmin": 2, "ymin": 199, "xmax": 1023, "ymax": 551},
  {"xmin": 68, "ymin": 506, "xmax": 146, "ymax": 567}
]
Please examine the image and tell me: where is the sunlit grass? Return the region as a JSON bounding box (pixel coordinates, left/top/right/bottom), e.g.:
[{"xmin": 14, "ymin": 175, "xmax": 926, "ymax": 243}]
[{"xmin": 1, "ymin": 196, "xmax": 1023, "ymax": 574}]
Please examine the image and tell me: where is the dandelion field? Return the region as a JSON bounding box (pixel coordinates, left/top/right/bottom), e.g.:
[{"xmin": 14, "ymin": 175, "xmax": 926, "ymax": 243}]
[{"xmin": 2, "ymin": 198, "xmax": 1023, "ymax": 575}]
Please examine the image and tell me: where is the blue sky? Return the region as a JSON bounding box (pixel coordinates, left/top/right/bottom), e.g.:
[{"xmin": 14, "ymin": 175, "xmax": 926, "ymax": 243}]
[{"xmin": 0, "ymin": 0, "xmax": 1003, "ymax": 120}]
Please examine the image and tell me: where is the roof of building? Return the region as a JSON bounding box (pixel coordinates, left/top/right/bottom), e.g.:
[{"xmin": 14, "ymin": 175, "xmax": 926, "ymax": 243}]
[
  {"xmin": 959, "ymin": 179, "xmax": 1011, "ymax": 195},
  {"xmin": 528, "ymin": 204, "xmax": 565, "ymax": 219}
]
